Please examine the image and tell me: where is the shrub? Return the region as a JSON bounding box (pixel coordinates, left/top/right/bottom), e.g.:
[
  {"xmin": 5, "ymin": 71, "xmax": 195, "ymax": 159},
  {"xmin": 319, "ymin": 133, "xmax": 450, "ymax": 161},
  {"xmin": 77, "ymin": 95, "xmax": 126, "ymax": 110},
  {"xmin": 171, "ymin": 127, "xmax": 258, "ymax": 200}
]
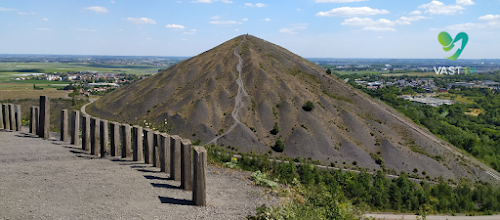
[
  {"xmin": 270, "ymin": 122, "xmax": 280, "ymax": 135},
  {"xmin": 273, "ymin": 138, "xmax": 285, "ymax": 152},
  {"xmin": 251, "ymin": 171, "xmax": 278, "ymax": 189},
  {"xmin": 302, "ymin": 101, "xmax": 315, "ymax": 111}
]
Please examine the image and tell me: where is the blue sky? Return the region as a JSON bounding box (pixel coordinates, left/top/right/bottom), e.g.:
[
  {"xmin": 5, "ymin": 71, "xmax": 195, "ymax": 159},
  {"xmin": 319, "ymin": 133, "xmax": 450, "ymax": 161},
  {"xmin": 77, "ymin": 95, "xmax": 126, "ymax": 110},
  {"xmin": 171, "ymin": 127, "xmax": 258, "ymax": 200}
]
[{"xmin": 1, "ymin": 0, "xmax": 499, "ymax": 59}]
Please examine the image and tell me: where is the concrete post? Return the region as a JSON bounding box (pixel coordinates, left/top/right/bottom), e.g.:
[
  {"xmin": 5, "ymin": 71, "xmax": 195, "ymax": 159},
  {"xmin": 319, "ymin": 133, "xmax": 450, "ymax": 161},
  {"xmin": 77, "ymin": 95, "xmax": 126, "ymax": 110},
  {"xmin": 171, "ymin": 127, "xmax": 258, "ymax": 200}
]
[
  {"xmin": 143, "ymin": 128, "xmax": 154, "ymax": 164},
  {"xmin": 82, "ymin": 115, "xmax": 90, "ymax": 151},
  {"xmin": 0, "ymin": 103, "xmax": 3, "ymax": 129},
  {"xmin": 60, "ymin": 109, "xmax": 68, "ymax": 142},
  {"xmin": 29, "ymin": 107, "xmax": 35, "ymax": 133},
  {"xmin": 193, "ymin": 146, "xmax": 207, "ymax": 206},
  {"xmin": 132, "ymin": 125, "xmax": 143, "ymax": 161},
  {"xmin": 90, "ymin": 117, "xmax": 100, "ymax": 156},
  {"xmin": 71, "ymin": 110, "xmax": 80, "ymax": 145},
  {"xmin": 39, "ymin": 96, "xmax": 50, "ymax": 139},
  {"xmin": 153, "ymin": 132, "xmax": 161, "ymax": 168},
  {"xmin": 121, "ymin": 124, "xmax": 131, "ymax": 158},
  {"xmin": 100, "ymin": 120, "xmax": 108, "ymax": 157},
  {"xmin": 34, "ymin": 107, "xmax": 39, "ymax": 135},
  {"xmin": 110, "ymin": 122, "xmax": 120, "ymax": 157},
  {"xmin": 162, "ymin": 133, "xmax": 171, "ymax": 173},
  {"xmin": 9, "ymin": 104, "xmax": 15, "ymax": 131},
  {"xmin": 159, "ymin": 134, "xmax": 171, "ymax": 173},
  {"xmin": 170, "ymin": 135, "xmax": 182, "ymax": 181},
  {"xmin": 2, "ymin": 104, "xmax": 9, "ymax": 130},
  {"xmin": 181, "ymin": 139, "xmax": 193, "ymax": 191},
  {"xmin": 15, "ymin": 105, "xmax": 21, "ymax": 131}
]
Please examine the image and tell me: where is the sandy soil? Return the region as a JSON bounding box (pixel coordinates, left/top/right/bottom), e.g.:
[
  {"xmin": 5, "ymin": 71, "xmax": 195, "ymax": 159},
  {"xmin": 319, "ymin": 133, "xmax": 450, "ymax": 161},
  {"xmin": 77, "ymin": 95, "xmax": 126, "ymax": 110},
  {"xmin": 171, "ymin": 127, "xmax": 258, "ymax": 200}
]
[{"xmin": 0, "ymin": 127, "xmax": 278, "ymax": 220}]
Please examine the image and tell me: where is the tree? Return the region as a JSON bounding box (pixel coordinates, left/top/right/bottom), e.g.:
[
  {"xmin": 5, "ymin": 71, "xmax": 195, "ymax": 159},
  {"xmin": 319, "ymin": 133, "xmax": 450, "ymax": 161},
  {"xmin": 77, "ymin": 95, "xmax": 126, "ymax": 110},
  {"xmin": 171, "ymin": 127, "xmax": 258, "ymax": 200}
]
[
  {"xmin": 273, "ymin": 138, "xmax": 285, "ymax": 152},
  {"xmin": 303, "ymin": 101, "xmax": 315, "ymax": 111},
  {"xmin": 326, "ymin": 68, "xmax": 332, "ymax": 75},
  {"xmin": 270, "ymin": 122, "xmax": 280, "ymax": 135}
]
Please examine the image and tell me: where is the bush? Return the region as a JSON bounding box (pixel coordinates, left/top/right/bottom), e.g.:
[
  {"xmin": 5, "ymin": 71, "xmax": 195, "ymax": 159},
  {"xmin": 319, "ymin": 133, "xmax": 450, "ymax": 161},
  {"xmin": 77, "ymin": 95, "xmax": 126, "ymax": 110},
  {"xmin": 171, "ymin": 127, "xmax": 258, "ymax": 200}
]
[
  {"xmin": 302, "ymin": 101, "xmax": 315, "ymax": 111},
  {"xmin": 251, "ymin": 171, "xmax": 278, "ymax": 189},
  {"xmin": 273, "ymin": 138, "xmax": 285, "ymax": 152},
  {"xmin": 270, "ymin": 122, "xmax": 280, "ymax": 135}
]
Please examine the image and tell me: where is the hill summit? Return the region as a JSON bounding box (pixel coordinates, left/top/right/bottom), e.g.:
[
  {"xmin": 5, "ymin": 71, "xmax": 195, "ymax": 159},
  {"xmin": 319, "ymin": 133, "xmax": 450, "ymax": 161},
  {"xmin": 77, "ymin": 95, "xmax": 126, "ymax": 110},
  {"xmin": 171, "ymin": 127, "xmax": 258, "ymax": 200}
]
[{"xmin": 89, "ymin": 35, "xmax": 490, "ymax": 181}]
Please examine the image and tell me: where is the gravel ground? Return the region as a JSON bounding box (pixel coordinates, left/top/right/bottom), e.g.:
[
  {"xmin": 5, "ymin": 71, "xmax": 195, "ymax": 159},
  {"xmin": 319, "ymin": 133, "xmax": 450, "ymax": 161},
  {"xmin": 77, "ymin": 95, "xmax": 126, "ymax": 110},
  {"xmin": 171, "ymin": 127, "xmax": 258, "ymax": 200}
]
[{"xmin": 0, "ymin": 127, "xmax": 278, "ymax": 220}]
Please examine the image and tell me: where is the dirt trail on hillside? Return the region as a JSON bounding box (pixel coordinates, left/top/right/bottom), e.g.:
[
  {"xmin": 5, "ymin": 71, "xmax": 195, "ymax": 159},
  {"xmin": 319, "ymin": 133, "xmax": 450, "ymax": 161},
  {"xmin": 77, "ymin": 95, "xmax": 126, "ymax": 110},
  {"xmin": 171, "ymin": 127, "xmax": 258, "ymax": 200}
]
[
  {"xmin": 0, "ymin": 128, "xmax": 278, "ymax": 219},
  {"xmin": 207, "ymin": 35, "xmax": 248, "ymax": 145}
]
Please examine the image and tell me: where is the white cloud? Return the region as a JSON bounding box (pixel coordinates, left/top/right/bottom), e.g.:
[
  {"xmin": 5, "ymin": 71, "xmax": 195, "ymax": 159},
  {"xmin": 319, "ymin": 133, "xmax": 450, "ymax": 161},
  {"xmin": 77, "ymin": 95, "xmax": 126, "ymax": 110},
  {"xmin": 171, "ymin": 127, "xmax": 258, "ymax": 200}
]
[
  {"xmin": 265, "ymin": 18, "xmax": 271, "ymax": 21},
  {"xmin": 479, "ymin": 14, "xmax": 500, "ymax": 27},
  {"xmin": 211, "ymin": 15, "xmax": 220, "ymax": 19},
  {"xmin": 177, "ymin": 1, "xmax": 182, "ymax": 2},
  {"xmin": 184, "ymin": 29, "xmax": 197, "ymax": 34},
  {"xmin": 209, "ymin": 20, "xmax": 237, "ymax": 24},
  {"xmin": 235, "ymin": 29, "xmax": 239, "ymax": 31},
  {"xmin": 0, "ymin": 7, "xmax": 16, "ymax": 11},
  {"xmin": 36, "ymin": 28, "xmax": 52, "ymax": 31},
  {"xmin": 245, "ymin": 3, "xmax": 265, "ymax": 7},
  {"xmin": 17, "ymin": 12, "xmax": 27, "ymax": 15},
  {"xmin": 42, "ymin": 18, "xmax": 48, "ymax": 21},
  {"xmin": 431, "ymin": 14, "xmax": 500, "ymax": 31},
  {"xmin": 456, "ymin": 0, "xmax": 475, "ymax": 5},
  {"xmin": 316, "ymin": 7, "xmax": 389, "ymax": 17},
  {"xmin": 165, "ymin": 24, "xmax": 185, "ymax": 29},
  {"xmin": 410, "ymin": 10, "xmax": 421, "ymax": 15},
  {"xmin": 315, "ymin": 0, "xmax": 367, "ymax": 2},
  {"xmin": 418, "ymin": 1, "xmax": 470, "ymax": 15},
  {"xmin": 192, "ymin": 0, "xmax": 232, "ymax": 3},
  {"xmin": 279, "ymin": 23, "xmax": 308, "ymax": 34},
  {"xmin": 434, "ymin": 22, "xmax": 485, "ymax": 31},
  {"xmin": 84, "ymin": 6, "xmax": 108, "ymax": 13},
  {"xmin": 111, "ymin": 1, "xmax": 116, "ymax": 3},
  {"xmin": 341, "ymin": 16, "xmax": 427, "ymax": 31},
  {"xmin": 72, "ymin": 28, "xmax": 97, "ymax": 32},
  {"xmin": 242, "ymin": 18, "xmax": 248, "ymax": 21},
  {"xmin": 125, "ymin": 17, "xmax": 156, "ymax": 24},
  {"xmin": 182, "ymin": 39, "xmax": 188, "ymax": 41},
  {"xmin": 297, "ymin": 8, "xmax": 301, "ymax": 11},
  {"xmin": 479, "ymin": 14, "xmax": 500, "ymax": 25},
  {"xmin": 376, "ymin": 36, "xmax": 383, "ymax": 39},
  {"xmin": 362, "ymin": 26, "xmax": 396, "ymax": 31}
]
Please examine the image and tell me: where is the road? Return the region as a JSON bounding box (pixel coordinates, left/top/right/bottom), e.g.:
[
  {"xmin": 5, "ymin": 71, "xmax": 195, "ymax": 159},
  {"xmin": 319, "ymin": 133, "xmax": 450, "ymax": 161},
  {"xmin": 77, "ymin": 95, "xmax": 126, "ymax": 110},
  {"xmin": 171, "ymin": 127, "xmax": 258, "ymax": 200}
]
[
  {"xmin": 80, "ymin": 97, "xmax": 99, "ymax": 116},
  {"xmin": 207, "ymin": 35, "xmax": 248, "ymax": 145}
]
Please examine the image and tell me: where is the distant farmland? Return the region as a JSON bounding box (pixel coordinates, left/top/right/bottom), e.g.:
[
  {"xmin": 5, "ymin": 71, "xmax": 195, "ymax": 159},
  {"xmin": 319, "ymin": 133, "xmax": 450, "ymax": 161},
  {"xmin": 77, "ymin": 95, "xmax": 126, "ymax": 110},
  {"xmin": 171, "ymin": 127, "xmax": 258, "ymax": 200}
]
[{"xmin": 0, "ymin": 62, "xmax": 162, "ymax": 75}]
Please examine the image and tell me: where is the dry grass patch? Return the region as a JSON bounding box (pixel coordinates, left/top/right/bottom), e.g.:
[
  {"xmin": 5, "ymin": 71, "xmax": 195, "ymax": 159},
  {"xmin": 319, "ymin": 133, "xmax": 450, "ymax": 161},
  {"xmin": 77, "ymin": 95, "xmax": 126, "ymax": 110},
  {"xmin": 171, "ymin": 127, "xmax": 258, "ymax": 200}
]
[{"xmin": 0, "ymin": 89, "xmax": 69, "ymax": 100}]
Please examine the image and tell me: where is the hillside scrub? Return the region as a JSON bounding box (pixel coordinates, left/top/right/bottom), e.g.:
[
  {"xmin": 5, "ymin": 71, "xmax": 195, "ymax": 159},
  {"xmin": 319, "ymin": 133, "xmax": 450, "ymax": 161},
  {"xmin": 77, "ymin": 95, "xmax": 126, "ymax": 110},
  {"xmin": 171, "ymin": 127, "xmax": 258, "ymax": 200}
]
[
  {"xmin": 302, "ymin": 101, "xmax": 315, "ymax": 111},
  {"xmin": 338, "ymin": 71, "xmax": 500, "ymax": 173},
  {"xmin": 205, "ymin": 144, "xmax": 500, "ymax": 219}
]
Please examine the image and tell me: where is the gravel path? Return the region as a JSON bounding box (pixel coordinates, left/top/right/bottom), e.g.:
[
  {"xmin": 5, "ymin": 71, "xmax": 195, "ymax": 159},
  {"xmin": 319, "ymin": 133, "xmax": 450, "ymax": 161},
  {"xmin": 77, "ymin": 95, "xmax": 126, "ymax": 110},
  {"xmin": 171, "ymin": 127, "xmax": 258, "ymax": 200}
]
[
  {"xmin": 207, "ymin": 35, "xmax": 248, "ymax": 146},
  {"xmin": 0, "ymin": 128, "xmax": 278, "ymax": 220}
]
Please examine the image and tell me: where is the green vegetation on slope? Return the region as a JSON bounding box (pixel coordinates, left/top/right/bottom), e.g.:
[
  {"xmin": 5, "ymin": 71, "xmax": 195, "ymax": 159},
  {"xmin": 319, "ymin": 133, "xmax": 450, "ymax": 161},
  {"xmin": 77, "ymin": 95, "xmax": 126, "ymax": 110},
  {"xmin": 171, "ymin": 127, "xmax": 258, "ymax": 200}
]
[
  {"xmin": 206, "ymin": 145, "xmax": 500, "ymax": 219},
  {"xmin": 337, "ymin": 71, "xmax": 500, "ymax": 173}
]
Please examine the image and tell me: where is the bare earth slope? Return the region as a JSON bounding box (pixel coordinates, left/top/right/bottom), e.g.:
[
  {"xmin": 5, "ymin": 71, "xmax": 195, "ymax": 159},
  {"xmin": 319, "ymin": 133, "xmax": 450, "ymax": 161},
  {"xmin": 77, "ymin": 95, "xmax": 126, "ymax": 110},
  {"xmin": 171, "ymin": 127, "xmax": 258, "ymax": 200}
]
[{"xmin": 88, "ymin": 35, "xmax": 495, "ymax": 182}]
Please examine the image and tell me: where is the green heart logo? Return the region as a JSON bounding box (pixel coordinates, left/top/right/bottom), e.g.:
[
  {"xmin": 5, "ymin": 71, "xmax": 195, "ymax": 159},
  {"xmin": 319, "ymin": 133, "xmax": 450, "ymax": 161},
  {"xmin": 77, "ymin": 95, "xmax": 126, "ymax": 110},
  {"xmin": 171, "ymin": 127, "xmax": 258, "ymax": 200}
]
[{"xmin": 438, "ymin": 31, "xmax": 468, "ymax": 61}]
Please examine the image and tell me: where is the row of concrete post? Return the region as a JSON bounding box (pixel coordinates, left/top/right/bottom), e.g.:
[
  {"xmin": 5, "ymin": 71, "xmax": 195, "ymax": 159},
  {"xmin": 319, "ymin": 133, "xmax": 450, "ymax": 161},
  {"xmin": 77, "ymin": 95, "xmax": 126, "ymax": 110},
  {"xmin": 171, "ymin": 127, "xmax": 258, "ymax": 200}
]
[
  {"xmin": 15, "ymin": 96, "xmax": 206, "ymax": 206},
  {"xmin": 74, "ymin": 114, "xmax": 207, "ymax": 206},
  {"xmin": 0, "ymin": 103, "xmax": 22, "ymax": 131}
]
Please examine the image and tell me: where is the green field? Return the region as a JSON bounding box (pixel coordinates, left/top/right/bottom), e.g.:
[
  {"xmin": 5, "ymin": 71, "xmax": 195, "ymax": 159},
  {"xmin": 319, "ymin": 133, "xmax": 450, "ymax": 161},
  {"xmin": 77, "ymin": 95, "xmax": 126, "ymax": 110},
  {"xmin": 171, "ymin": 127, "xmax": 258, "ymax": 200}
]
[
  {"xmin": 0, "ymin": 62, "xmax": 161, "ymax": 75},
  {"xmin": 0, "ymin": 62, "xmax": 163, "ymax": 90},
  {"xmin": 334, "ymin": 70, "xmax": 437, "ymax": 77}
]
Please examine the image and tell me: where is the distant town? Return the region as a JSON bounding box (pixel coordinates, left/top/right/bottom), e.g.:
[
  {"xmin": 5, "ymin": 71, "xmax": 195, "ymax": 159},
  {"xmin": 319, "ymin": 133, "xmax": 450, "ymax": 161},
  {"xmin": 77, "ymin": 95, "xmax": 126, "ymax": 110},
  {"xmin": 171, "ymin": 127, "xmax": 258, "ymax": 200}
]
[{"xmin": 2, "ymin": 55, "xmax": 500, "ymax": 103}]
